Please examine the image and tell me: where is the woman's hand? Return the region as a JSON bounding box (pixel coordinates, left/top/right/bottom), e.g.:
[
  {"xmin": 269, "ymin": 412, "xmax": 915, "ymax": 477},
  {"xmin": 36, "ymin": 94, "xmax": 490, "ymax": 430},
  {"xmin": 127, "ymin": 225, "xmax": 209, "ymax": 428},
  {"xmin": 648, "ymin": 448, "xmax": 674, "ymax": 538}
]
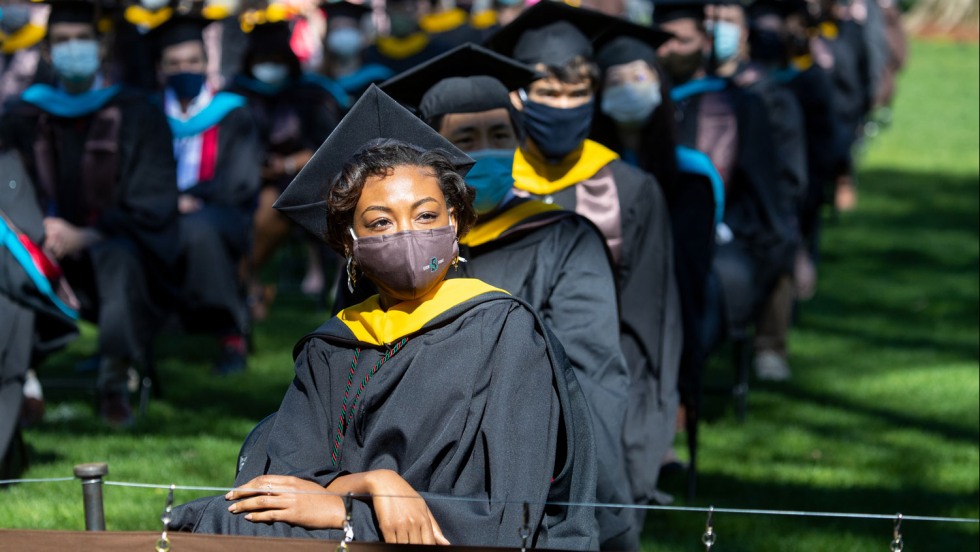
[
  {"xmin": 362, "ymin": 469, "xmax": 450, "ymax": 545},
  {"xmin": 225, "ymin": 475, "xmax": 342, "ymax": 529}
]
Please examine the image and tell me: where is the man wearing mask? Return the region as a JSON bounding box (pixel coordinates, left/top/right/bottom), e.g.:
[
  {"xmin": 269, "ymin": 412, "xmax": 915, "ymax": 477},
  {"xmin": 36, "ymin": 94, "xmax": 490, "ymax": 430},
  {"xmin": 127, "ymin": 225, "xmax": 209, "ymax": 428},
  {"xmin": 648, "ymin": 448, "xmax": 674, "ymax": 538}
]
[
  {"xmin": 322, "ymin": 1, "xmax": 393, "ymax": 101},
  {"xmin": 487, "ymin": 1, "xmax": 684, "ymax": 527},
  {"xmin": 362, "ymin": 0, "xmax": 449, "ymax": 74},
  {"xmin": 0, "ymin": 0, "xmax": 179, "ymax": 426},
  {"xmin": 654, "ymin": 0, "xmax": 796, "ymax": 370},
  {"xmin": 378, "ymin": 43, "xmax": 636, "ymax": 550},
  {"xmin": 154, "ymin": 15, "xmax": 261, "ymax": 375},
  {"xmin": 708, "ymin": 0, "xmax": 808, "ymax": 382}
]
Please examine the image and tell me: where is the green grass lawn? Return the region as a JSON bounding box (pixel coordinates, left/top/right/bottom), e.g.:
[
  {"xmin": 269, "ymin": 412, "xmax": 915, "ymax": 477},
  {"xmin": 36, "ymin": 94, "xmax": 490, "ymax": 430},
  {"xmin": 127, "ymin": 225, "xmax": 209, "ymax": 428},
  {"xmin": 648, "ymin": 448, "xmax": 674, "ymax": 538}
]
[{"xmin": 2, "ymin": 39, "xmax": 978, "ymax": 550}]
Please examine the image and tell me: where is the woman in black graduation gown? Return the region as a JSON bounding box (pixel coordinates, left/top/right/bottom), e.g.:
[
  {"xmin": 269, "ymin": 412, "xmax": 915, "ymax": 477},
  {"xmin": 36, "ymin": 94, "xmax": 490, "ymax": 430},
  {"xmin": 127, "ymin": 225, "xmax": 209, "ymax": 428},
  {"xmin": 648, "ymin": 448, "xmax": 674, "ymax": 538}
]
[{"xmin": 170, "ymin": 86, "xmax": 598, "ymax": 548}]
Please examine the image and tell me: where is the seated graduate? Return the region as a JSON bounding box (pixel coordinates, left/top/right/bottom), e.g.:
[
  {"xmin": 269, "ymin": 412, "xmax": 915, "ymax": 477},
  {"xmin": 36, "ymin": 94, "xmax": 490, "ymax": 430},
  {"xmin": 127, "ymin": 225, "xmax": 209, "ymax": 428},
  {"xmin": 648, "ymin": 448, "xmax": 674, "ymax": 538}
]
[
  {"xmin": 590, "ymin": 17, "xmax": 723, "ymax": 491},
  {"xmin": 169, "ymin": 85, "xmax": 599, "ymax": 549},
  {"xmin": 487, "ymin": 1, "xmax": 684, "ymax": 514},
  {"xmin": 377, "ymin": 43, "xmax": 634, "ymax": 549},
  {"xmin": 153, "ymin": 14, "xmax": 261, "ymax": 374},
  {"xmin": 362, "ymin": 0, "xmax": 450, "ymax": 75},
  {"xmin": 226, "ymin": 20, "xmax": 342, "ymax": 318},
  {"xmin": 653, "ymin": 1, "xmax": 796, "ymax": 363},
  {"xmin": 0, "ymin": 0, "xmax": 179, "ymax": 426},
  {"xmin": 321, "ymin": 1, "xmax": 394, "ymax": 101}
]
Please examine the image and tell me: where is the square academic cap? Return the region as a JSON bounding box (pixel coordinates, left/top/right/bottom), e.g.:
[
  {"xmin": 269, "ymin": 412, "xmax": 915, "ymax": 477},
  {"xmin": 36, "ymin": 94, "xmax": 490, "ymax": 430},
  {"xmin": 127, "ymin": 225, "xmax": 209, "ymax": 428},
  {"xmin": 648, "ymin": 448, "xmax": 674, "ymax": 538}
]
[
  {"xmin": 151, "ymin": 14, "xmax": 209, "ymax": 52},
  {"xmin": 321, "ymin": 0, "xmax": 372, "ymax": 21},
  {"xmin": 594, "ymin": 20, "xmax": 674, "ymax": 70},
  {"xmin": 746, "ymin": 0, "xmax": 807, "ymax": 18},
  {"xmin": 273, "ymin": 85, "xmax": 475, "ymax": 241},
  {"xmin": 652, "ymin": 0, "xmax": 740, "ymax": 23},
  {"xmin": 484, "ymin": 1, "xmax": 621, "ymax": 66},
  {"xmin": 42, "ymin": 0, "xmax": 119, "ymax": 26},
  {"xmin": 380, "ymin": 42, "xmax": 542, "ymax": 118}
]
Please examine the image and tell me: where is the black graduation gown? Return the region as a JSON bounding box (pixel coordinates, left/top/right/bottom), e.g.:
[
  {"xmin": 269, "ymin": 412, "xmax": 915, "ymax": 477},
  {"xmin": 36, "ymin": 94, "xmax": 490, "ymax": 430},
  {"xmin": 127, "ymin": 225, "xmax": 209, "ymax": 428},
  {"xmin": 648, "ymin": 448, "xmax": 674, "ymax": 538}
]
[
  {"xmin": 0, "ymin": 88, "xmax": 179, "ymax": 363},
  {"xmin": 455, "ymin": 202, "xmax": 635, "ymax": 547},
  {"xmin": 170, "ymin": 280, "xmax": 599, "ymax": 549},
  {"xmin": 514, "ymin": 152, "xmax": 683, "ymax": 508},
  {"xmin": 822, "ymin": 20, "xmax": 873, "ymax": 159},
  {"xmin": 0, "ymin": 150, "xmax": 77, "ymax": 469},
  {"xmin": 674, "ymin": 83, "xmax": 796, "ymax": 330},
  {"xmin": 781, "ymin": 63, "xmax": 841, "ymax": 245},
  {"xmin": 174, "ymin": 105, "xmax": 261, "ymax": 334},
  {"xmin": 734, "ymin": 63, "xmax": 809, "ymax": 217},
  {"xmin": 332, "ymin": 202, "xmax": 634, "ymax": 545}
]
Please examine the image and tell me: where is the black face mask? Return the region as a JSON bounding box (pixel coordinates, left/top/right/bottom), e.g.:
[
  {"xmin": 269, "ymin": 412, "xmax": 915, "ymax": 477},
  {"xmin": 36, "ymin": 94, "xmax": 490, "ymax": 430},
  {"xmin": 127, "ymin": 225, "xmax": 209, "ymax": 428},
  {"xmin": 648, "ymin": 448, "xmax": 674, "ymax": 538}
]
[
  {"xmin": 660, "ymin": 51, "xmax": 703, "ymax": 85},
  {"xmin": 751, "ymin": 30, "xmax": 788, "ymax": 66},
  {"xmin": 166, "ymin": 72, "xmax": 206, "ymax": 101},
  {"xmin": 521, "ymin": 98, "xmax": 594, "ymax": 162}
]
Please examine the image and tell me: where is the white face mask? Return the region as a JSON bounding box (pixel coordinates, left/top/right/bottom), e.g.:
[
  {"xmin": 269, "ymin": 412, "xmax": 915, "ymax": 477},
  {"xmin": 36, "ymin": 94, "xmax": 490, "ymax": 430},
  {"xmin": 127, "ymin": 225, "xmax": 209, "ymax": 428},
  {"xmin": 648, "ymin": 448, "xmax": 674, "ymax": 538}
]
[
  {"xmin": 51, "ymin": 39, "xmax": 101, "ymax": 82},
  {"xmin": 251, "ymin": 62, "xmax": 290, "ymax": 86},
  {"xmin": 601, "ymin": 81, "xmax": 662, "ymax": 126},
  {"xmin": 140, "ymin": 0, "xmax": 171, "ymax": 10}
]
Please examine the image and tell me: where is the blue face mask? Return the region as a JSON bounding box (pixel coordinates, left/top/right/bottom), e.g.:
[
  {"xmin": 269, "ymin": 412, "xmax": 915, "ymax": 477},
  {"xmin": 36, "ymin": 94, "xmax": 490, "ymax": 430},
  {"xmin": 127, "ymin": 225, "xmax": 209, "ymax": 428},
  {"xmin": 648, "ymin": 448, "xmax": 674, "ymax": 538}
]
[
  {"xmin": 327, "ymin": 27, "xmax": 363, "ymax": 59},
  {"xmin": 520, "ymin": 96, "xmax": 594, "ymax": 162},
  {"xmin": 51, "ymin": 39, "xmax": 100, "ymax": 83},
  {"xmin": 712, "ymin": 20, "xmax": 742, "ymax": 63},
  {"xmin": 465, "ymin": 149, "xmax": 516, "ymax": 215},
  {"xmin": 166, "ymin": 72, "xmax": 206, "ymax": 101}
]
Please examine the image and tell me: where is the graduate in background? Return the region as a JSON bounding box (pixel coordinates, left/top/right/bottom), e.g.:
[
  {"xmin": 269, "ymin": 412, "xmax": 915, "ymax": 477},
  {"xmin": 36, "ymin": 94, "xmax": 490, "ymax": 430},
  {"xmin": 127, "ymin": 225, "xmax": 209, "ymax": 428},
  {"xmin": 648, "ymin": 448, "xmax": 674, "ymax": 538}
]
[
  {"xmin": 654, "ymin": 0, "xmax": 795, "ymax": 370},
  {"xmin": 590, "ymin": 18, "xmax": 724, "ymax": 497},
  {"xmin": 321, "ymin": 0, "xmax": 393, "ymax": 101},
  {"xmin": 487, "ymin": 0, "xmax": 684, "ymax": 521},
  {"xmin": 702, "ymin": 0, "xmax": 806, "ymax": 382},
  {"xmin": 170, "ymin": 86, "xmax": 598, "ymax": 548},
  {"xmin": 227, "ymin": 20, "xmax": 341, "ymax": 318},
  {"xmin": 379, "ymin": 42, "xmax": 636, "ymax": 549},
  {"xmin": 415, "ymin": 0, "xmax": 480, "ymax": 49},
  {"xmin": 153, "ymin": 15, "xmax": 260, "ymax": 374},
  {"xmin": 0, "ymin": 0, "xmax": 179, "ymax": 426},
  {"xmin": 361, "ymin": 0, "xmax": 449, "ymax": 74}
]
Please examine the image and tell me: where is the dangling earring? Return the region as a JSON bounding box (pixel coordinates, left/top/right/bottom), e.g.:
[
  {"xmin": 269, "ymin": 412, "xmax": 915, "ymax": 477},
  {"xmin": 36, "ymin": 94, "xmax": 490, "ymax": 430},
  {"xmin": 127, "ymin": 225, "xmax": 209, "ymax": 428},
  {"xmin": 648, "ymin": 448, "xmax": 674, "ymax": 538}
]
[{"xmin": 346, "ymin": 253, "xmax": 358, "ymax": 293}]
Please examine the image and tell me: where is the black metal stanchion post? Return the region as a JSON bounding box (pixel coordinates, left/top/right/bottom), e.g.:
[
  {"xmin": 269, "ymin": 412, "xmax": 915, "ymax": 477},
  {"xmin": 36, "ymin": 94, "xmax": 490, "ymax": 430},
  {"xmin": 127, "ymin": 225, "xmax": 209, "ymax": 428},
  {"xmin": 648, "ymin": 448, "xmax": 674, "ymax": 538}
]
[{"xmin": 74, "ymin": 462, "xmax": 108, "ymax": 531}]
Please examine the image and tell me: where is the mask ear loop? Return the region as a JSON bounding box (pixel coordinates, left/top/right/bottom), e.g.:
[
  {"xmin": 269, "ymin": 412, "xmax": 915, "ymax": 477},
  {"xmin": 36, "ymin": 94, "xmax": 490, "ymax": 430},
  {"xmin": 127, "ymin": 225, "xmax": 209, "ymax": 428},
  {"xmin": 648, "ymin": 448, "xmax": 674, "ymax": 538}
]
[
  {"xmin": 346, "ymin": 228, "xmax": 358, "ymax": 293},
  {"xmin": 450, "ymin": 218, "xmax": 466, "ymax": 269}
]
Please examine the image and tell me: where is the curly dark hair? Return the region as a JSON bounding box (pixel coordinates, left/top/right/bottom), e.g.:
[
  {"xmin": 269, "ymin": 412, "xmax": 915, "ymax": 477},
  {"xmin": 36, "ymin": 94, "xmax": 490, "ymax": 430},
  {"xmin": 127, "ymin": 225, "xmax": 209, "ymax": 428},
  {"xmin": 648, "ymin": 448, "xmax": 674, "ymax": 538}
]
[{"xmin": 324, "ymin": 139, "xmax": 477, "ymax": 255}]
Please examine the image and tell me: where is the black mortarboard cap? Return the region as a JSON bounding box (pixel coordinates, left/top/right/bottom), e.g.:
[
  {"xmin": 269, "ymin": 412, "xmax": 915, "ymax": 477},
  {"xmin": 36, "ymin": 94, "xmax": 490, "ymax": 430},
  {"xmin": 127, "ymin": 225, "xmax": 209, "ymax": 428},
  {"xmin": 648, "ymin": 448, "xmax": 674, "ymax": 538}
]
[
  {"xmin": 484, "ymin": 1, "xmax": 620, "ymax": 66},
  {"xmin": 380, "ymin": 43, "xmax": 542, "ymax": 118},
  {"xmin": 273, "ymin": 85, "xmax": 475, "ymax": 241},
  {"xmin": 152, "ymin": 14, "xmax": 208, "ymax": 51},
  {"xmin": 594, "ymin": 20, "xmax": 674, "ymax": 70},
  {"xmin": 43, "ymin": 0, "xmax": 112, "ymax": 26},
  {"xmin": 245, "ymin": 19, "xmax": 293, "ymax": 57},
  {"xmin": 652, "ymin": 0, "xmax": 740, "ymax": 23},
  {"xmin": 321, "ymin": 0, "xmax": 372, "ymax": 21},
  {"xmin": 746, "ymin": 0, "xmax": 807, "ymax": 18}
]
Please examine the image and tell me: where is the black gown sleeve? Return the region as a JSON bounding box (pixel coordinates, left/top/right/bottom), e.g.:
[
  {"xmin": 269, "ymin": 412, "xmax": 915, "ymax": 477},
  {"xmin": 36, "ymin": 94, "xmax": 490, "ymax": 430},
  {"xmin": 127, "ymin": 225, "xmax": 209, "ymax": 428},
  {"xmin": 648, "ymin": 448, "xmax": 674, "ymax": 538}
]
[{"xmin": 103, "ymin": 98, "xmax": 180, "ymax": 270}]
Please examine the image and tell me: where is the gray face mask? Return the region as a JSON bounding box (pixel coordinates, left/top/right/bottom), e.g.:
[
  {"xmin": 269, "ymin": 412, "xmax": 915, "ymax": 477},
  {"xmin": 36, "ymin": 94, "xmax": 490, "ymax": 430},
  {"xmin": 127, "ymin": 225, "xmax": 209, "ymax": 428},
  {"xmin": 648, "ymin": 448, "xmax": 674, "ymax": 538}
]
[{"xmin": 350, "ymin": 224, "xmax": 459, "ymax": 302}]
